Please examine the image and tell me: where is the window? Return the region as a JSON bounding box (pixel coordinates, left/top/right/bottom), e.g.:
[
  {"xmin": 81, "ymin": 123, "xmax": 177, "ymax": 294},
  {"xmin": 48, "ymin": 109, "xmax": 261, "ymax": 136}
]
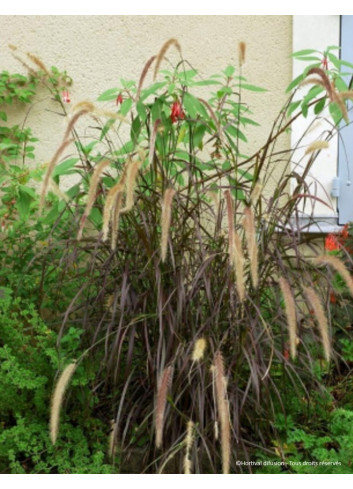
[
  {"xmin": 291, "ymin": 15, "xmax": 353, "ymax": 232},
  {"xmin": 337, "ymin": 15, "xmax": 353, "ymax": 224}
]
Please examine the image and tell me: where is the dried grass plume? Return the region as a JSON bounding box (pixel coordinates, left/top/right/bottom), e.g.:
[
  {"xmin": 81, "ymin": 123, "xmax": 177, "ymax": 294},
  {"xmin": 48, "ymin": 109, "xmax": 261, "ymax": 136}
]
[
  {"xmin": 243, "ymin": 207, "xmax": 258, "ymax": 288},
  {"xmin": 191, "ymin": 338, "xmax": 207, "ymax": 362},
  {"xmin": 304, "ymin": 286, "xmax": 331, "ymax": 362},
  {"xmin": 50, "ymin": 362, "xmax": 77, "ymax": 445},
  {"xmin": 214, "ymin": 352, "xmax": 231, "ymax": 474},
  {"xmin": 279, "ymin": 277, "xmax": 298, "ymax": 359},
  {"xmin": 313, "ymin": 254, "xmax": 353, "ymax": 298},
  {"xmin": 154, "ymin": 39, "xmax": 182, "ymax": 80},
  {"xmin": 160, "ymin": 188, "xmax": 176, "ymax": 262},
  {"xmin": 155, "ymin": 365, "xmax": 173, "ymax": 449}
]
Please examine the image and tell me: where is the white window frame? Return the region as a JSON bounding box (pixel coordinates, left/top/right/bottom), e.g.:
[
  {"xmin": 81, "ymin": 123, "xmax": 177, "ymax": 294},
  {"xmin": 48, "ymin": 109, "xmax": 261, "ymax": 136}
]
[{"xmin": 291, "ymin": 15, "xmax": 342, "ymax": 233}]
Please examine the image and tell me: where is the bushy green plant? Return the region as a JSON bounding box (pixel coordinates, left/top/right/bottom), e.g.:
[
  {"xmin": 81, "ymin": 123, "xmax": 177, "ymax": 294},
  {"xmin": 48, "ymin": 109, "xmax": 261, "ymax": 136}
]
[
  {"xmin": 3, "ymin": 40, "xmax": 353, "ymax": 474},
  {"xmin": 255, "ymin": 407, "xmax": 353, "ymax": 474},
  {"xmin": 33, "ymin": 39, "xmax": 353, "ymax": 474},
  {"xmin": 0, "ymin": 288, "xmax": 115, "ymax": 474}
]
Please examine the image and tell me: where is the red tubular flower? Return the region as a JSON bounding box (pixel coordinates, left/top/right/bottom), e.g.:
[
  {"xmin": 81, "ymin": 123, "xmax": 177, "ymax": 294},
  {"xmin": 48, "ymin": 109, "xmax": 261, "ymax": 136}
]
[
  {"xmin": 325, "ymin": 233, "xmax": 340, "ymax": 252},
  {"xmin": 116, "ymin": 93, "xmax": 123, "ymax": 105},
  {"xmin": 321, "ymin": 56, "xmax": 328, "ymax": 70},
  {"xmin": 330, "ymin": 291, "xmax": 337, "ymax": 304},
  {"xmin": 341, "ymin": 224, "xmax": 349, "ymax": 240},
  {"xmin": 62, "ymin": 90, "xmax": 71, "ymax": 103},
  {"xmin": 170, "ymin": 100, "xmax": 185, "ymax": 123}
]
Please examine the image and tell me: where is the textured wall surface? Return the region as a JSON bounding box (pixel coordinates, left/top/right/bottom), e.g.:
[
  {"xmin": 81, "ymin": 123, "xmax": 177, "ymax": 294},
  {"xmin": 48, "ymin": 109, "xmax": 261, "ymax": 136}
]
[{"xmin": 0, "ymin": 15, "xmax": 292, "ymax": 176}]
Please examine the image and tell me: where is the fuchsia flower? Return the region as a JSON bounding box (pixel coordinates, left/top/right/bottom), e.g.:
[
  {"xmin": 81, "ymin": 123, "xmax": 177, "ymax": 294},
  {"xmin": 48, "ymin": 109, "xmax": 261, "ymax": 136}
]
[
  {"xmin": 170, "ymin": 100, "xmax": 185, "ymax": 123},
  {"xmin": 321, "ymin": 56, "xmax": 328, "ymax": 70},
  {"xmin": 62, "ymin": 90, "xmax": 71, "ymax": 103},
  {"xmin": 116, "ymin": 93, "xmax": 123, "ymax": 105}
]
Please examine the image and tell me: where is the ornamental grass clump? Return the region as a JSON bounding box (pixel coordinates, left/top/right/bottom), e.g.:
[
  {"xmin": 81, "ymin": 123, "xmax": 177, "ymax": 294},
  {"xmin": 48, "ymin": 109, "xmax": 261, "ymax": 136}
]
[{"xmin": 38, "ymin": 40, "xmax": 353, "ymax": 473}]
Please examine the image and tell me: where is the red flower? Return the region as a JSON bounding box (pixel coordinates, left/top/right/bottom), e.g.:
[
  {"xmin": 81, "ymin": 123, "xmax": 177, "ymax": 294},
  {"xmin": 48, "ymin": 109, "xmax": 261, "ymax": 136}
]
[
  {"xmin": 341, "ymin": 224, "xmax": 349, "ymax": 240},
  {"xmin": 325, "ymin": 233, "xmax": 340, "ymax": 252},
  {"xmin": 116, "ymin": 93, "xmax": 123, "ymax": 105},
  {"xmin": 330, "ymin": 291, "xmax": 337, "ymax": 304},
  {"xmin": 170, "ymin": 100, "xmax": 185, "ymax": 123},
  {"xmin": 62, "ymin": 90, "xmax": 71, "ymax": 103},
  {"xmin": 321, "ymin": 56, "xmax": 328, "ymax": 70}
]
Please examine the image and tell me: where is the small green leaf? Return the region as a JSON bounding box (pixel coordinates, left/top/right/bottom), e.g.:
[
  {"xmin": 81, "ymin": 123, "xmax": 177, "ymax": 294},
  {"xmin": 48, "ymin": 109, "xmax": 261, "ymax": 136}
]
[
  {"xmin": 294, "ymin": 56, "xmax": 321, "ymax": 62},
  {"xmin": 329, "ymin": 102, "xmax": 343, "ymax": 126},
  {"xmin": 191, "ymin": 79, "xmax": 222, "ymax": 87},
  {"xmin": 0, "ymin": 111, "xmax": 7, "ymax": 121},
  {"xmin": 183, "ymin": 92, "xmax": 209, "ymax": 120},
  {"xmin": 241, "ymin": 83, "xmax": 267, "ymax": 92},
  {"xmin": 139, "ymin": 81, "xmax": 167, "ymax": 101},
  {"xmin": 16, "ymin": 187, "xmax": 33, "ymax": 218},
  {"xmin": 224, "ymin": 65, "xmax": 236, "ymax": 77},
  {"xmin": 287, "ymin": 100, "xmax": 301, "ymax": 117},
  {"xmin": 314, "ymin": 97, "xmax": 326, "ymax": 115},
  {"xmin": 291, "ymin": 49, "xmax": 318, "ymax": 57},
  {"xmin": 118, "ymin": 98, "xmax": 133, "ymax": 116},
  {"xmin": 97, "ymin": 87, "xmax": 119, "ymax": 102},
  {"xmin": 286, "ymin": 73, "xmax": 305, "ymax": 93},
  {"xmin": 52, "ymin": 157, "xmax": 79, "ymax": 177},
  {"xmin": 327, "ymin": 52, "xmax": 341, "ymax": 70},
  {"xmin": 192, "ymin": 123, "xmax": 207, "ymax": 149},
  {"xmin": 136, "ymin": 101, "xmax": 147, "ymax": 123}
]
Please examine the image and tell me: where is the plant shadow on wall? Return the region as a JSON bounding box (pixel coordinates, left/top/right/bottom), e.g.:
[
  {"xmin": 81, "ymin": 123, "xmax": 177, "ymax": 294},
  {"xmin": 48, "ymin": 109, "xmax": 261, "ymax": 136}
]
[{"xmin": 3, "ymin": 40, "xmax": 353, "ymax": 473}]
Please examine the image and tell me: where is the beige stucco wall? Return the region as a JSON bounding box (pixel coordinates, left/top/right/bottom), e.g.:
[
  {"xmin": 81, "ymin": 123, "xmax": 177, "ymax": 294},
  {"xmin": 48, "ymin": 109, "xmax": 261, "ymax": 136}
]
[{"xmin": 0, "ymin": 15, "xmax": 292, "ymax": 167}]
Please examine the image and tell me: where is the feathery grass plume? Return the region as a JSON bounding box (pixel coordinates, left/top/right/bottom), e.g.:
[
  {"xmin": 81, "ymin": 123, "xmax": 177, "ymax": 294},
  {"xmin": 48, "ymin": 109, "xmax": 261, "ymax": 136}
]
[
  {"xmin": 305, "ymin": 140, "xmax": 329, "ymax": 155},
  {"xmin": 63, "ymin": 108, "xmax": 92, "ymax": 141},
  {"xmin": 153, "ymin": 38, "xmax": 182, "ymax": 80},
  {"xmin": 191, "ymin": 338, "xmax": 207, "ymax": 362},
  {"xmin": 278, "ymin": 277, "xmax": 298, "ymax": 359},
  {"xmin": 26, "ymin": 51, "xmax": 49, "ymax": 75},
  {"xmin": 160, "ymin": 188, "xmax": 176, "ymax": 262},
  {"xmin": 108, "ymin": 419, "xmax": 117, "ymax": 460},
  {"xmin": 304, "ymin": 68, "xmax": 349, "ymax": 123},
  {"xmin": 40, "ymin": 138, "xmax": 74, "ymax": 211},
  {"xmin": 183, "ymin": 420, "xmax": 194, "ymax": 474},
  {"xmin": 304, "ymin": 286, "xmax": 331, "ymax": 362},
  {"xmin": 155, "ymin": 365, "xmax": 173, "ymax": 449},
  {"xmin": 300, "ymin": 77, "xmax": 329, "ymax": 91},
  {"xmin": 225, "ymin": 190, "xmax": 235, "ymax": 264},
  {"xmin": 111, "ymin": 190, "xmax": 124, "ymax": 251},
  {"xmin": 313, "ymin": 254, "xmax": 353, "ymax": 298},
  {"xmin": 305, "ymin": 68, "xmax": 334, "ymax": 100},
  {"xmin": 136, "ymin": 55, "xmax": 156, "ymax": 100},
  {"xmin": 332, "ymin": 91, "xmax": 350, "ymax": 123},
  {"xmin": 102, "ymin": 182, "xmax": 125, "ymax": 242},
  {"xmin": 214, "ymin": 351, "xmax": 231, "ymax": 474},
  {"xmin": 50, "ymin": 362, "xmax": 77, "ymax": 445},
  {"xmin": 77, "ymin": 159, "xmax": 112, "ymax": 241},
  {"xmin": 198, "ymin": 98, "xmax": 224, "ymax": 143},
  {"xmin": 121, "ymin": 157, "xmax": 143, "ymax": 213},
  {"xmin": 148, "ymin": 119, "xmax": 160, "ymax": 165},
  {"xmin": 250, "ymin": 182, "xmax": 263, "ymax": 204},
  {"xmin": 233, "ymin": 231, "xmax": 245, "ymax": 303},
  {"xmin": 41, "ymin": 105, "xmax": 92, "ymax": 209},
  {"xmin": 243, "ymin": 207, "xmax": 258, "ymax": 288},
  {"xmin": 338, "ymin": 90, "xmax": 353, "ymax": 101},
  {"xmin": 238, "ymin": 41, "xmax": 246, "ymax": 67}
]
